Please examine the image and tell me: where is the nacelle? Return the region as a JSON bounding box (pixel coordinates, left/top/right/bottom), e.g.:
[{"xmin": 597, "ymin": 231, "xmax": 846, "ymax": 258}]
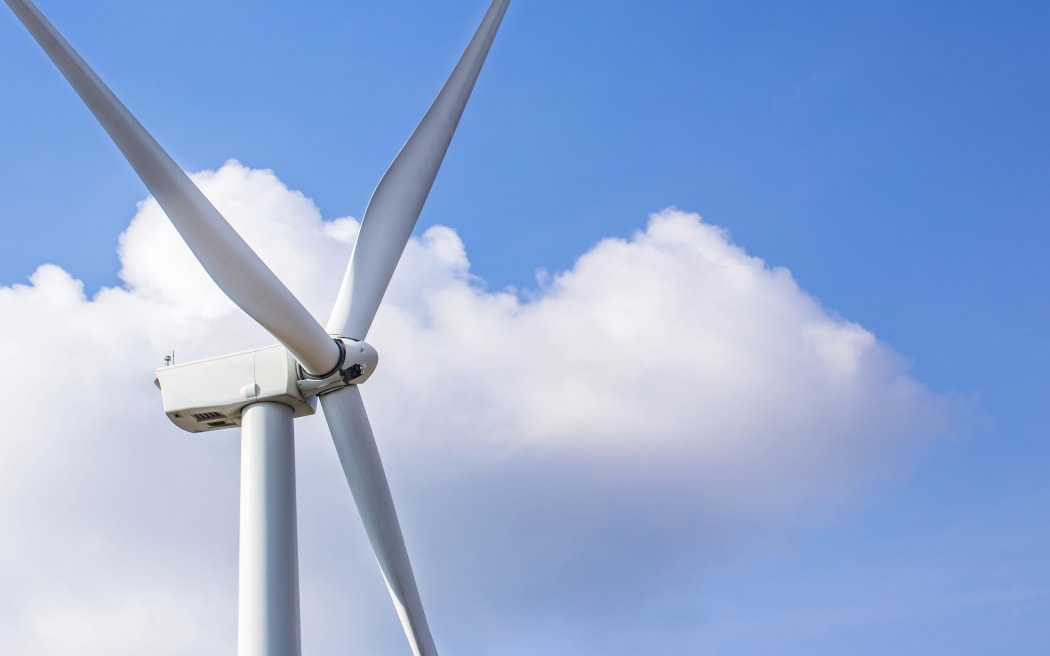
[{"xmin": 154, "ymin": 339, "xmax": 378, "ymax": 433}]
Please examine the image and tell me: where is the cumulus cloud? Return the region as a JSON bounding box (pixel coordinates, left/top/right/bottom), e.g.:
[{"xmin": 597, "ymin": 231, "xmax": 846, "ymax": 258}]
[{"xmin": 0, "ymin": 161, "xmax": 950, "ymax": 655}]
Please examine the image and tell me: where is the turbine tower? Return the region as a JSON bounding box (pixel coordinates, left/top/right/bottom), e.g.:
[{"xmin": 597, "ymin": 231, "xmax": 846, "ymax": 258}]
[{"xmin": 4, "ymin": 1, "xmax": 511, "ymax": 654}]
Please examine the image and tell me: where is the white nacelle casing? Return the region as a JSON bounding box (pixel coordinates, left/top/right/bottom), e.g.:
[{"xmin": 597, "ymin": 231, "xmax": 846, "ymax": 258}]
[
  {"xmin": 155, "ymin": 344, "xmax": 316, "ymax": 433},
  {"xmin": 154, "ymin": 339, "xmax": 379, "ymax": 433}
]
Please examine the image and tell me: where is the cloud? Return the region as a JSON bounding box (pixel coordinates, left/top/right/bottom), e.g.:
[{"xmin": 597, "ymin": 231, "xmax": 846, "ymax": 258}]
[{"xmin": 0, "ymin": 161, "xmax": 950, "ymax": 655}]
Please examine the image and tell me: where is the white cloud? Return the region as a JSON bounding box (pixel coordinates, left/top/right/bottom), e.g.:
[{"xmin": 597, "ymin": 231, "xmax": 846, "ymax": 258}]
[{"xmin": 0, "ymin": 161, "xmax": 950, "ymax": 655}]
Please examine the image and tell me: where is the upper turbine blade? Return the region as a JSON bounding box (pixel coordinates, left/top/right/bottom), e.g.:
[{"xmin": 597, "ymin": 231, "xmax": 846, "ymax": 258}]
[
  {"xmin": 6, "ymin": 0, "xmax": 339, "ymax": 376},
  {"xmin": 319, "ymin": 386, "xmax": 437, "ymax": 656},
  {"xmin": 327, "ymin": 0, "xmax": 511, "ymax": 340}
]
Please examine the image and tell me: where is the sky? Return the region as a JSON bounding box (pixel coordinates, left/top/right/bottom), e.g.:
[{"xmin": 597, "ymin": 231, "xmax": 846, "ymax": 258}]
[{"xmin": 1, "ymin": 0, "xmax": 1048, "ymax": 654}]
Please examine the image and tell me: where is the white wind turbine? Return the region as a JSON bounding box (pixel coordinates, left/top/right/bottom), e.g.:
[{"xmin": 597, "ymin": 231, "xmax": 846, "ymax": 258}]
[{"xmin": 4, "ymin": 0, "xmax": 511, "ymax": 654}]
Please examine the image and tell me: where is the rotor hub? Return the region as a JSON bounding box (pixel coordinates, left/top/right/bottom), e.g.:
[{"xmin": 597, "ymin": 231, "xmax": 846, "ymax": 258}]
[{"xmin": 296, "ymin": 337, "xmax": 379, "ymax": 397}]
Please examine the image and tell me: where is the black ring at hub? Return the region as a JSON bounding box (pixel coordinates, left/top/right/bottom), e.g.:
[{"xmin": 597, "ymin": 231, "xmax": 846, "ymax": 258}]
[{"xmin": 302, "ymin": 338, "xmax": 346, "ymax": 380}]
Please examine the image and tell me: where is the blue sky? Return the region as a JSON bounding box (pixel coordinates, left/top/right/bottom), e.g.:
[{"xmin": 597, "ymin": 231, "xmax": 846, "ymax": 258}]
[{"xmin": 1, "ymin": 1, "xmax": 1049, "ymax": 654}]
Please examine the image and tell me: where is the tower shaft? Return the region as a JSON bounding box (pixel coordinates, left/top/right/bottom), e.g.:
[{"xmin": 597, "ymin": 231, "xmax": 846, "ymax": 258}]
[{"xmin": 238, "ymin": 402, "xmax": 302, "ymax": 656}]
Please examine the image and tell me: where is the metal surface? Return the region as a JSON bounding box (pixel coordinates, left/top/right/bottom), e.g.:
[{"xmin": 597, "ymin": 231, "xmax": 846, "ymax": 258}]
[
  {"xmin": 4, "ymin": 0, "xmax": 339, "ymax": 376},
  {"xmin": 238, "ymin": 402, "xmax": 302, "ymax": 656},
  {"xmin": 155, "ymin": 345, "xmax": 317, "ymax": 433},
  {"xmin": 320, "ymin": 386, "xmax": 436, "ymax": 656},
  {"xmin": 327, "ymin": 0, "xmax": 511, "ymax": 340},
  {"xmin": 296, "ymin": 338, "xmax": 380, "ymax": 397}
]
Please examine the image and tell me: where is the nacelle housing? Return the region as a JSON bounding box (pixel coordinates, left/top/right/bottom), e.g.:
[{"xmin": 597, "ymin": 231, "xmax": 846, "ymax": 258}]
[{"xmin": 154, "ymin": 339, "xmax": 378, "ymax": 433}]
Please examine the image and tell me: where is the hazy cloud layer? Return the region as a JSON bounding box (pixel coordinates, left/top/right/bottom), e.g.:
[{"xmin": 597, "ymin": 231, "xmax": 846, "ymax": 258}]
[{"xmin": 0, "ymin": 161, "xmax": 949, "ymax": 655}]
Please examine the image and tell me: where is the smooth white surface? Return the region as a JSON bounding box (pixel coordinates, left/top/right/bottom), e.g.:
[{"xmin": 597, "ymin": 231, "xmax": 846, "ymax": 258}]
[
  {"xmin": 5, "ymin": 0, "xmax": 339, "ymax": 376},
  {"xmin": 238, "ymin": 403, "xmax": 302, "ymax": 656},
  {"xmin": 320, "ymin": 386, "xmax": 437, "ymax": 656},
  {"xmin": 155, "ymin": 345, "xmax": 316, "ymax": 433},
  {"xmin": 327, "ymin": 0, "xmax": 511, "ymax": 340}
]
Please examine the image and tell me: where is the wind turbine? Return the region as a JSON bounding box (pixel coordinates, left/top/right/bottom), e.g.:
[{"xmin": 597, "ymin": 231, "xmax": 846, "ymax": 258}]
[{"xmin": 4, "ymin": 0, "xmax": 511, "ymax": 654}]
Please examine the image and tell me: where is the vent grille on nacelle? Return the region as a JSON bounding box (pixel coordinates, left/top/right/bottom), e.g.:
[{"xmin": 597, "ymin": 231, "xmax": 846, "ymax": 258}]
[{"xmin": 192, "ymin": 411, "xmax": 226, "ymax": 422}]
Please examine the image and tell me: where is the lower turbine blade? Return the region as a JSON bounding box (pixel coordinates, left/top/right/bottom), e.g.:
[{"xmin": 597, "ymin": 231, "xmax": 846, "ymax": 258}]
[{"xmin": 319, "ymin": 386, "xmax": 437, "ymax": 656}]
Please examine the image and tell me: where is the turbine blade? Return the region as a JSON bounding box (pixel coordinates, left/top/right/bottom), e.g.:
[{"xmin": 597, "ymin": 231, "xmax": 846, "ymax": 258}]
[
  {"xmin": 327, "ymin": 0, "xmax": 511, "ymax": 340},
  {"xmin": 5, "ymin": 0, "xmax": 339, "ymax": 375},
  {"xmin": 319, "ymin": 386, "xmax": 437, "ymax": 656}
]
